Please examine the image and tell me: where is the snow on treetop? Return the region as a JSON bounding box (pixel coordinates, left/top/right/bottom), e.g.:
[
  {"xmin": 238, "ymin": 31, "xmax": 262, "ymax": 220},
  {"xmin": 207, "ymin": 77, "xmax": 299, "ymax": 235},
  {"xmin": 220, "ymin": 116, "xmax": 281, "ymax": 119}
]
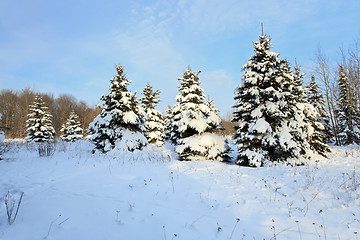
[{"xmin": 115, "ymin": 65, "xmax": 124, "ymax": 74}]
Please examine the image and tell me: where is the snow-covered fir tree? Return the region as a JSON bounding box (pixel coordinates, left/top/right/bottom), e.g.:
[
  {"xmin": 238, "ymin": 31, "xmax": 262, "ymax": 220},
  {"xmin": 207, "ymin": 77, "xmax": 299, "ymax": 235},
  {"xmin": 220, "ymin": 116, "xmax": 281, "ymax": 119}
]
[
  {"xmin": 88, "ymin": 65, "xmax": 147, "ymax": 153},
  {"xmin": 279, "ymin": 60, "xmax": 314, "ymax": 159},
  {"xmin": 305, "ymin": 76, "xmax": 332, "ymax": 139},
  {"xmin": 232, "ymin": 35, "xmax": 313, "ymax": 167},
  {"xmin": 335, "ymin": 67, "xmax": 360, "ymax": 145},
  {"xmin": 140, "ymin": 83, "xmax": 165, "ymax": 146},
  {"xmin": 292, "ymin": 66, "xmax": 331, "ymax": 156},
  {"xmin": 174, "ymin": 67, "xmax": 230, "ymax": 161},
  {"xmin": 60, "ymin": 111, "xmax": 84, "ymax": 142},
  {"xmin": 164, "ymin": 105, "xmax": 177, "ymax": 144},
  {"xmin": 166, "ymin": 103, "xmax": 183, "ymax": 145},
  {"xmin": 25, "ymin": 96, "xmax": 55, "ymax": 143},
  {"xmin": 291, "ymin": 64, "xmax": 305, "ymax": 99}
]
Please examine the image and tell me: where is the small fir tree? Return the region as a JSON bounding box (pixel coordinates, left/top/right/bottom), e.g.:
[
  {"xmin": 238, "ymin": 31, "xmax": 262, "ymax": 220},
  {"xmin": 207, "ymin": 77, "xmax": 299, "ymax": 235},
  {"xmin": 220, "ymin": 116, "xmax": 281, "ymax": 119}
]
[
  {"xmin": 88, "ymin": 65, "xmax": 147, "ymax": 153},
  {"xmin": 304, "ymin": 76, "xmax": 332, "ymax": 155},
  {"xmin": 291, "ymin": 65, "xmax": 330, "ymax": 156},
  {"xmin": 167, "ymin": 103, "xmax": 183, "ymax": 145},
  {"xmin": 60, "ymin": 111, "xmax": 84, "ymax": 142},
  {"xmin": 305, "ymin": 76, "xmax": 332, "ymax": 140},
  {"xmin": 164, "ymin": 105, "xmax": 177, "ymax": 144},
  {"xmin": 232, "ymin": 35, "xmax": 312, "ymax": 167},
  {"xmin": 25, "ymin": 96, "xmax": 55, "ymax": 143},
  {"xmin": 279, "ymin": 60, "xmax": 313, "ymax": 160},
  {"xmin": 174, "ymin": 67, "xmax": 230, "ymax": 161},
  {"xmin": 335, "ymin": 67, "xmax": 360, "ymax": 145},
  {"xmin": 140, "ymin": 83, "xmax": 165, "ymax": 146}
]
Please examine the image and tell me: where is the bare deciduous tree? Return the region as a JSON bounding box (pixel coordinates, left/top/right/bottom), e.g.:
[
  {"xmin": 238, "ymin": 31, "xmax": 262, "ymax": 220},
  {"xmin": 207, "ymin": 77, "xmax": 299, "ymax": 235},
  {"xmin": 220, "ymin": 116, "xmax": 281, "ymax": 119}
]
[
  {"xmin": 314, "ymin": 48, "xmax": 341, "ymax": 145},
  {"xmin": 0, "ymin": 89, "xmax": 99, "ymax": 139}
]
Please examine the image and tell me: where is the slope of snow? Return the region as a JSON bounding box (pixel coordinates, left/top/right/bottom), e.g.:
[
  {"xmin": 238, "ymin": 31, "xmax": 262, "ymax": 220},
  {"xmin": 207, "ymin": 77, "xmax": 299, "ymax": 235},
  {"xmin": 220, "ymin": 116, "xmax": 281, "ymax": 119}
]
[{"xmin": 0, "ymin": 140, "xmax": 359, "ymax": 240}]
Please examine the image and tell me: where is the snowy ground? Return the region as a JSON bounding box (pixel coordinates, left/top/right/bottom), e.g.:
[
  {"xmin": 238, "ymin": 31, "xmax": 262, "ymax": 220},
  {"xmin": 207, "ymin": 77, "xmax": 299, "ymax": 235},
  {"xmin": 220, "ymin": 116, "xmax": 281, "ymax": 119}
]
[{"xmin": 0, "ymin": 140, "xmax": 359, "ymax": 240}]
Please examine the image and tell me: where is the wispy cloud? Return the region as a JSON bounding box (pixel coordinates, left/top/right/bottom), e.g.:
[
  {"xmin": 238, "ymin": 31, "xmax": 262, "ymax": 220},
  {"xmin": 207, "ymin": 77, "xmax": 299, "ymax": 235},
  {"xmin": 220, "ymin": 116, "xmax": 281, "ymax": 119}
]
[{"xmin": 0, "ymin": 0, "xmax": 358, "ymax": 113}]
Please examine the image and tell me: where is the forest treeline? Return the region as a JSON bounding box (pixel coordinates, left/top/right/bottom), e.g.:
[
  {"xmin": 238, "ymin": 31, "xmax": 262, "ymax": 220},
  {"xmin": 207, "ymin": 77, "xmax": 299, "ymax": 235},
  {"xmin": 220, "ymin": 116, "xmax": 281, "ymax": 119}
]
[
  {"xmin": 0, "ymin": 89, "xmax": 236, "ymax": 139},
  {"xmin": 0, "ymin": 88, "xmax": 100, "ymax": 138}
]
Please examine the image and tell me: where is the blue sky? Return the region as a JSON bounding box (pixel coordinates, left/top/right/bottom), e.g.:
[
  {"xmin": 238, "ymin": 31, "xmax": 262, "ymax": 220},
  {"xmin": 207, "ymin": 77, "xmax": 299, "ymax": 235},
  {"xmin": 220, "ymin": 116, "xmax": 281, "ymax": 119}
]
[{"xmin": 1, "ymin": 0, "xmax": 359, "ymax": 116}]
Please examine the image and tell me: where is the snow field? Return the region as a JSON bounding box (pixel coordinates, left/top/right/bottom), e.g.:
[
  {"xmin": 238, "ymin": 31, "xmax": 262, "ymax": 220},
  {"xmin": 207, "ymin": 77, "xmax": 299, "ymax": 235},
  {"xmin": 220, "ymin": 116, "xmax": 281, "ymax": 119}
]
[{"xmin": 0, "ymin": 140, "xmax": 359, "ymax": 239}]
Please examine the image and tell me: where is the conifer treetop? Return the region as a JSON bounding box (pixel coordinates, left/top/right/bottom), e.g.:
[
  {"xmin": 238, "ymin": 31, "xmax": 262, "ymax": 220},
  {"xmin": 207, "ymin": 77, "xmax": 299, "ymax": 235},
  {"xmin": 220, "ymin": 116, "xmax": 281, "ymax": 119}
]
[
  {"xmin": 176, "ymin": 67, "xmax": 205, "ymax": 104},
  {"xmin": 111, "ymin": 65, "xmax": 131, "ymax": 91},
  {"xmin": 337, "ymin": 67, "xmax": 353, "ymax": 107},
  {"xmin": 305, "ymin": 75, "xmax": 328, "ymax": 116},
  {"xmin": 141, "ymin": 83, "xmax": 160, "ymax": 110}
]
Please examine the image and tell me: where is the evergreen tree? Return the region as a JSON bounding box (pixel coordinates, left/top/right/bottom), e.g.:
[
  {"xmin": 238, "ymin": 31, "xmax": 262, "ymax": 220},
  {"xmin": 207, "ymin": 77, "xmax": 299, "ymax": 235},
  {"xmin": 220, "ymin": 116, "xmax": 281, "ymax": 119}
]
[
  {"xmin": 164, "ymin": 105, "xmax": 177, "ymax": 144},
  {"xmin": 174, "ymin": 67, "xmax": 230, "ymax": 161},
  {"xmin": 167, "ymin": 103, "xmax": 183, "ymax": 145},
  {"xmin": 335, "ymin": 67, "xmax": 360, "ymax": 144},
  {"xmin": 291, "ymin": 64, "xmax": 305, "ymax": 99},
  {"xmin": 88, "ymin": 65, "xmax": 147, "ymax": 153},
  {"xmin": 140, "ymin": 83, "xmax": 165, "ymax": 146},
  {"xmin": 280, "ymin": 62, "xmax": 312, "ymax": 156},
  {"xmin": 305, "ymin": 76, "xmax": 333, "ymax": 143},
  {"xmin": 292, "ymin": 69, "xmax": 330, "ymax": 156},
  {"xmin": 25, "ymin": 96, "xmax": 55, "ymax": 143},
  {"xmin": 232, "ymin": 35, "xmax": 311, "ymax": 167},
  {"xmin": 60, "ymin": 111, "xmax": 84, "ymax": 142}
]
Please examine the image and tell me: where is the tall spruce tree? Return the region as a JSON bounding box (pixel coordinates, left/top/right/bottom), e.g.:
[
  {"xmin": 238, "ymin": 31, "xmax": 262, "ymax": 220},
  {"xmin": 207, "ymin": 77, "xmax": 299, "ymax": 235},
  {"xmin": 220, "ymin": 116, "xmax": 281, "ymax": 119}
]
[
  {"xmin": 174, "ymin": 67, "xmax": 230, "ymax": 161},
  {"xmin": 25, "ymin": 96, "xmax": 55, "ymax": 143},
  {"xmin": 140, "ymin": 83, "xmax": 165, "ymax": 146},
  {"xmin": 88, "ymin": 65, "xmax": 147, "ymax": 153},
  {"xmin": 232, "ymin": 35, "xmax": 312, "ymax": 167},
  {"xmin": 60, "ymin": 111, "xmax": 84, "ymax": 142},
  {"xmin": 335, "ymin": 67, "xmax": 360, "ymax": 144}
]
